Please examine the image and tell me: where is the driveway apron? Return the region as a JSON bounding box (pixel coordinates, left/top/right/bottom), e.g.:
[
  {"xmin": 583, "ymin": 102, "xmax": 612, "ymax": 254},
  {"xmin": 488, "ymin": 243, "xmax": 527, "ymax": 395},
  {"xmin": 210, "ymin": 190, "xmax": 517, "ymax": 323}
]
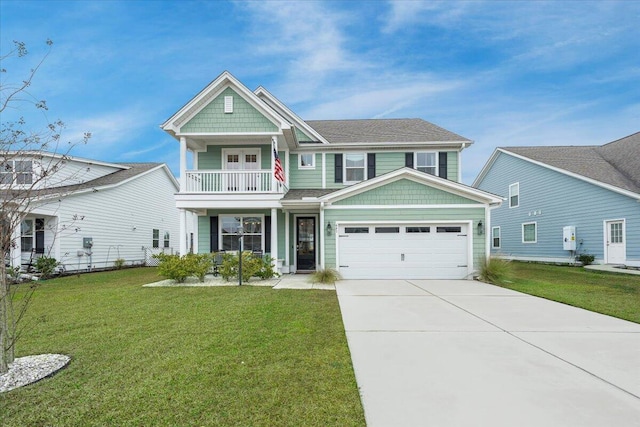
[{"xmin": 336, "ymin": 279, "xmax": 640, "ymax": 427}]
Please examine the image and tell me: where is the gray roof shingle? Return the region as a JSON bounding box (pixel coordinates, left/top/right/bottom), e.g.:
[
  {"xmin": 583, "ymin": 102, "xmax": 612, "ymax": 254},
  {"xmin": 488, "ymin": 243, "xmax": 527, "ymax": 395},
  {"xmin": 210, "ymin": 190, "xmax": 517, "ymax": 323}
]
[
  {"xmin": 503, "ymin": 132, "xmax": 640, "ymax": 194},
  {"xmin": 305, "ymin": 118, "xmax": 470, "ymax": 144},
  {"xmin": 281, "ymin": 188, "xmax": 339, "ymax": 201}
]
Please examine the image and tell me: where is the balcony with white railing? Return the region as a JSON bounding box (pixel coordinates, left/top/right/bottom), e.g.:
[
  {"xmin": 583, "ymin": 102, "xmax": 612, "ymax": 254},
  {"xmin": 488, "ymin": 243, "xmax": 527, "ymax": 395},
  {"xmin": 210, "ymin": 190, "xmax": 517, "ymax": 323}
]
[{"xmin": 183, "ymin": 170, "xmax": 287, "ymax": 193}]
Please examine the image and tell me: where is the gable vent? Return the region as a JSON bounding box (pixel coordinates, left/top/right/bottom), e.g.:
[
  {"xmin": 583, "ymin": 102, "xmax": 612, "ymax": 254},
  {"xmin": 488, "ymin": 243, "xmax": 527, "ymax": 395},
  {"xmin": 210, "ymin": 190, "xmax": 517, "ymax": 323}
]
[{"xmin": 224, "ymin": 96, "xmax": 233, "ymax": 113}]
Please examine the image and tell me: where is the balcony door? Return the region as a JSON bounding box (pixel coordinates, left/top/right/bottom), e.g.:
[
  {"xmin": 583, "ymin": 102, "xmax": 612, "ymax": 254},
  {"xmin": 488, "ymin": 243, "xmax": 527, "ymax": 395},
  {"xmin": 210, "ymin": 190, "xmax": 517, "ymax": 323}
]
[{"xmin": 223, "ymin": 148, "xmax": 260, "ymax": 191}]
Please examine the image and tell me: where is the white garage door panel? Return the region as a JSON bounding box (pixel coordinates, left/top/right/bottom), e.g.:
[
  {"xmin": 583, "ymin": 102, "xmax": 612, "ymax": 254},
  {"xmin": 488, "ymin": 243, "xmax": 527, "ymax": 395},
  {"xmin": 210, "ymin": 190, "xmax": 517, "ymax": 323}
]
[{"xmin": 338, "ymin": 223, "xmax": 469, "ymax": 280}]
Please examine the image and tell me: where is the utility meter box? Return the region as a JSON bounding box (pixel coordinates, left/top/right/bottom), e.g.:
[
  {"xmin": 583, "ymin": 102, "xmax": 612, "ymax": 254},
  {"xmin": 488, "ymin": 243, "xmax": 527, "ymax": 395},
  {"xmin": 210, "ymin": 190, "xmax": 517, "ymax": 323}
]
[
  {"xmin": 563, "ymin": 226, "xmax": 576, "ymax": 251},
  {"xmin": 83, "ymin": 237, "xmax": 93, "ymax": 249}
]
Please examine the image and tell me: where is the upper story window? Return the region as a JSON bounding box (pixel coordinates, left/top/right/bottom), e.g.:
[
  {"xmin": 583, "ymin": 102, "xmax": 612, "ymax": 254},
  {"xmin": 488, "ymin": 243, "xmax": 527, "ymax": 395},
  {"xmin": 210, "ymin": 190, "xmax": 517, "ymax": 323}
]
[
  {"xmin": 1, "ymin": 160, "xmax": 33, "ymax": 185},
  {"xmin": 415, "ymin": 152, "xmax": 437, "ymax": 175},
  {"xmin": 298, "ymin": 153, "xmax": 315, "ymax": 169},
  {"xmin": 509, "ymin": 182, "xmax": 519, "ymax": 208},
  {"xmin": 344, "ymin": 153, "xmax": 366, "ymax": 183}
]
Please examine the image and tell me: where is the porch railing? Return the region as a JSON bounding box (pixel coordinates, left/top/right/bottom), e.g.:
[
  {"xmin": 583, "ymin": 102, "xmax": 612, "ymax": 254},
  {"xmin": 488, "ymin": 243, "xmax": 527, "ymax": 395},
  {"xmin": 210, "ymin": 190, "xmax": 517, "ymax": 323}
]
[{"xmin": 184, "ymin": 170, "xmax": 286, "ymax": 193}]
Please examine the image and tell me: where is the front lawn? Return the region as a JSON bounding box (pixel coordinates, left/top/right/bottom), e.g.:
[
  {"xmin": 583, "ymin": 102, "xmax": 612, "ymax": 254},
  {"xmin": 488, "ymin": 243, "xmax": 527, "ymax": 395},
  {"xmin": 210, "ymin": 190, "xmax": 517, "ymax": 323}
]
[
  {"xmin": 499, "ymin": 262, "xmax": 640, "ymax": 323},
  {"xmin": 0, "ymin": 268, "xmax": 365, "ymax": 426}
]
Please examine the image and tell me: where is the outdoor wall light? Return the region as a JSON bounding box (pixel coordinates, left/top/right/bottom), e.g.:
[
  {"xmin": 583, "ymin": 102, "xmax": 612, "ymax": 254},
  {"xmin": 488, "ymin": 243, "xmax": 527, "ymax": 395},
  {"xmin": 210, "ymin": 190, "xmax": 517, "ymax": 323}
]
[
  {"xmin": 477, "ymin": 220, "xmax": 484, "ymax": 235},
  {"xmin": 326, "ymin": 222, "xmax": 333, "ymax": 236}
]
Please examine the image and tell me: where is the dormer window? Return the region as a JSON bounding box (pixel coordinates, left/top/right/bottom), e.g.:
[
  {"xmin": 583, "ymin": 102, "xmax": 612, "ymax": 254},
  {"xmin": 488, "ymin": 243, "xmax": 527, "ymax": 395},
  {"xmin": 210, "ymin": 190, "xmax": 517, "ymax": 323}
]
[{"xmin": 0, "ymin": 160, "xmax": 33, "ymax": 185}]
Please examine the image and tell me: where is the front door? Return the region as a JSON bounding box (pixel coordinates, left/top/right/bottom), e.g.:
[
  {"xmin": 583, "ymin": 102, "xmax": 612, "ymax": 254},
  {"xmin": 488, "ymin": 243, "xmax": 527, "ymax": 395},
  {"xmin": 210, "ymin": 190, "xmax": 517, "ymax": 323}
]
[
  {"xmin": 296, "ymin": 217, "xmax": 316, "ymax": 271},
  {"xmin": 223, "ymin": 149, "xmax": 260, "ymax": 191},
  {"xmin": 605, "ymin": 220, "xmax": 625, "ymax": 264}
]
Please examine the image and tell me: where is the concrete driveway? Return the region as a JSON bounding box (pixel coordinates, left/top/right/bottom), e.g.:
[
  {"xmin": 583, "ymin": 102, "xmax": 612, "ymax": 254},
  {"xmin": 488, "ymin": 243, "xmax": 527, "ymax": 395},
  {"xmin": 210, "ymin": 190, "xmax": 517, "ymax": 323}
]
[{"xmin": 336, "ymin": 279, "xmax": 640, "ymax": 427}]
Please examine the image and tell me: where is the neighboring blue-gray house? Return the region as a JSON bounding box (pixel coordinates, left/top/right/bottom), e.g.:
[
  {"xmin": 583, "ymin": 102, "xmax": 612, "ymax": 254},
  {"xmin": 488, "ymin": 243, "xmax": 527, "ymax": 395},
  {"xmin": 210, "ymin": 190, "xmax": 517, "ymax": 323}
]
[{"xmin": 473, "ymin": 132, "xmax": 640, "ymax": 267}]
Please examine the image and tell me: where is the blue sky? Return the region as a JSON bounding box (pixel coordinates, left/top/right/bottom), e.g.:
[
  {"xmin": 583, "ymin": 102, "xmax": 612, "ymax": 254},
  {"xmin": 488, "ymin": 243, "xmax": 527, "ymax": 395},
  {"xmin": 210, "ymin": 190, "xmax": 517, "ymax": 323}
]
[{"xmin": 2, "ymin": 0, "xmax": 639, "ymax": 184}]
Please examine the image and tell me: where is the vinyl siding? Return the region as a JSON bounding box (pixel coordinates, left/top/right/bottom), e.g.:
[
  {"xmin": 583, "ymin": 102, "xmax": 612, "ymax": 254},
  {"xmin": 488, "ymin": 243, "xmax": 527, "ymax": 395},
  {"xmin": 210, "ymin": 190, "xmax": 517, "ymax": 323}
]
[
  {"xmin": 181, "ymin": 87, "xmax": 279, "ymax": 133},
  {"xmin": 477, "ymin": 152, "xmax": 640, "ymax": 264},
  {"xmin": 333, "ymin": 179, "xmax": 476, "ymax": 206},
  {"xmin": 196, "ymin": 145, "xmax": 277, "ymax": 170},
  {"xmin": 289, "ymin": 153, "xmax": 322, "ymax": 189},
  {"xmin": 32, "ymin": 168, "xmax": 179, "ymax": 271}
]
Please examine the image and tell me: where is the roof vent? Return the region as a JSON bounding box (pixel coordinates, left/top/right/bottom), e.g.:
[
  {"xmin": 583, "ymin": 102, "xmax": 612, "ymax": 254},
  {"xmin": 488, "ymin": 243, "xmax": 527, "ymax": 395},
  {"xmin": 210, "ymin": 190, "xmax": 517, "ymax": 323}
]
[{"xmin": 224, "ymin": 96, "xmax": 233, "ymax": 113}]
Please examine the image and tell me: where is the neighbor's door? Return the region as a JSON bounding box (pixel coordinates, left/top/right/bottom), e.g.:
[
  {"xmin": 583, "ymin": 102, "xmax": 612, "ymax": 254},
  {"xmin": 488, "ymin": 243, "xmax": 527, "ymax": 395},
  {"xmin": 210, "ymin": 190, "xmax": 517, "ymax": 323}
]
[
  {"xmin": 296, "ymin": 217, "xmax": 316, "ymax": 271},
  {"xmin": 605, "ymin": 220, "xmax": 625, "ymax": 264}
]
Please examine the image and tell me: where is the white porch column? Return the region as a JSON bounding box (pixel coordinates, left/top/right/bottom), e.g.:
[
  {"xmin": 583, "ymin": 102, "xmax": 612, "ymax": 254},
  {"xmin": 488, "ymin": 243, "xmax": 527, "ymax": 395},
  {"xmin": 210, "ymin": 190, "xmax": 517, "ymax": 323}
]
[
  {"xmin": 270, "ymin": 208, "xmax": 278, "ymax": 271},
  {"xmin": 179, "ymin": 136, "xmax": 187, "ymax": 192},
  {"xmin": 179, "ymin": 208, "xmax": 187, "ymax": 255},
  {"xmin": 319, "ymin": 203, "xmax": 325, "ymax": 269},
  {"xmin": 10, "ymin": 221, "xmax": 21, "ymax": 269},
  {"xmin": 284, "ymin": 211, "xmax": 290, "ymax": 273}
]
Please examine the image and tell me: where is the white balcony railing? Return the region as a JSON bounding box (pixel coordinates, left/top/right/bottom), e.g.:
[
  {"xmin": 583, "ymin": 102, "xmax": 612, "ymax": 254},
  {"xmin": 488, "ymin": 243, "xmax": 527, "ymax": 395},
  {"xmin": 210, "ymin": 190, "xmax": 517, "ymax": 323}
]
[{"xmin": 184, "ymin": 170, "xmax": 286, "ymax": 193}]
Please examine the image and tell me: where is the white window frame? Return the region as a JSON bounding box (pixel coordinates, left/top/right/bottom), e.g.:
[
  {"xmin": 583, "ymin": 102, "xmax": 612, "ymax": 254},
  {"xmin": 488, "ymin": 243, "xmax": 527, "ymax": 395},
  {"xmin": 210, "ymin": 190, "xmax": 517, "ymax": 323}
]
[
  {"xmin": 219, "ymin": 214, "xmax": 265, "ymax": 252},
  {"xmin": 222, "ymin": 148, "xmax": 261, "ymax": 170},
  {"xmin": 492, "ymin": 226, "xmax": 501, "ymax": 249},
  {"xmin": 415, "ymin": 151, "xmax": 438, "ymax": 176},
  {"xmin": 344, "ymin": 153, "xmax": 366, "ymax": 184},
  {"xmin": 522, "ymin": 222, "xmax": 537, "ymax": 244},
  {"xmin": 298, "ymin": 153, "xmax": 315, "ymax": 169},
  {"xmin": 509, "ymin": 182, "xmax": 519, "ymax": 208},
  {"xmin": 152, "ymin": 229, "xmax": 160, "ymax": 248},
  {"xmin": 163, "ymin": 231, "xmax": 170, "ymax": 249},
  {"xmin": 21, "ymin": 219, "xmax": 35, "ymax": 253}
]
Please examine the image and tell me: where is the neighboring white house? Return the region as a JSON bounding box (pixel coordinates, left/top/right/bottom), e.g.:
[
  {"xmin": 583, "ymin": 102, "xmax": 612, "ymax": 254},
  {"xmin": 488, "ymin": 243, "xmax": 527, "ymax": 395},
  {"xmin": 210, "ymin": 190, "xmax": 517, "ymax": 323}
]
[{"xmin": 2, "ymin": 152, "xmax": 181, "ymax": 273}]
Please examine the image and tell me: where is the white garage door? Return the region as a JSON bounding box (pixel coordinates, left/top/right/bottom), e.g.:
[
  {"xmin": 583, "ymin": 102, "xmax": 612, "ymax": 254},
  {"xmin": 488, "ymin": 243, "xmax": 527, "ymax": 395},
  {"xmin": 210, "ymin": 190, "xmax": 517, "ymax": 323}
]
[{"xmin": 337, "ymin": 223, "xmax": 470, "ymax": 279}]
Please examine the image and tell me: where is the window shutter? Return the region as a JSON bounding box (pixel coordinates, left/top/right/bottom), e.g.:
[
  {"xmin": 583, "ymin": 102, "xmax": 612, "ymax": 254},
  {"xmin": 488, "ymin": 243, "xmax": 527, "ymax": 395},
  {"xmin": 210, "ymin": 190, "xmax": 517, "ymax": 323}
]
[
  {"xmin": 334, "ymin": 154, "xmax": 343, "ymax": 183},
  {"xmin": 265, "ymin": 216, "xmax": 271, "ymax": 254},
  {"xmin": 405, "ymin": 152, "xmax": 414, "ymax": 168},
  {"xmin": 367, "ymin": 153, "xmax": 376, "ymax": 179},
  {"xmin": 210, "ymin": 216, "xmax": 219, "ymax": 252},
  {"xmin": 438, "ymin": 152, "xmax": 448, "ymax": 179}
]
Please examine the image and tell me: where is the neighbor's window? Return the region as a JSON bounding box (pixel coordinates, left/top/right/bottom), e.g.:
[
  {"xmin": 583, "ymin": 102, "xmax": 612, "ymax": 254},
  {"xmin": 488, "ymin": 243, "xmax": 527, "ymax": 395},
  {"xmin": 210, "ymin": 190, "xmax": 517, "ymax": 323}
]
[
  {"xmin": 415, "ymin": 152, "xmax": 437, "ymax": 175},
  {"xmin": 344, "ymin": 153, "xmax": 365, "ymax": 182},
  {"xmin": 221, "ymin": 216, "xmax": 262, "ymax": 252},
  {"xmin": 509, "ymin": 182, "xmax": 519, "ymax": 208},
  {"xmin": 163, "ymin": 231, "xmax": 170, "ymax": 248},
  {"xmin": 492, "ymin": 226, "xmax": 501, "ymax": 249},
  {"xmin": 152, "ymin": 229, "xmax": 160, "ymax": 248},
  {"xmin": 522, "ymin": 222, "xmax": 536, "ymax": 243},
  {"xmin": 299, "ymin": 153, "xmax": 315, "ymax": 169},
  {"xmin": 0, "ymin": 160, "xmax": 33, "ymax": 185}
]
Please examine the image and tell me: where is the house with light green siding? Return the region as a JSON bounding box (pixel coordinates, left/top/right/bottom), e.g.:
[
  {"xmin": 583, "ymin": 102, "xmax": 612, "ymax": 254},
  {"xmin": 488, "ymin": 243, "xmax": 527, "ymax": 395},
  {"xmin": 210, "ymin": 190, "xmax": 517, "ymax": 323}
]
[{"xmin": 161, "ymin": 71, "xmax": 501, "ymax": 279}]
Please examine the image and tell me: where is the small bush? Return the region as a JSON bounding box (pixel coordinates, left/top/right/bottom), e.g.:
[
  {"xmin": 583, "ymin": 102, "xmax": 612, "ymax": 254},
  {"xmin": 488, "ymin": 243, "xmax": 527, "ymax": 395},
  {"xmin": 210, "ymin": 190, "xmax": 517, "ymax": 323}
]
[
  {"xmin": 34, "ymin": 255, "xmax": 59, "ymax": 279},
  {"xmin": 114, "ymin": 258, "xmax": 126, "ymax": 269},
  {"xmin": 155, "ymin": 253, "xmax": 191, "ymax": 283},
  {"xmin": 478, "ymin": 256, "xmax": 512, "ymax": 285},
  {"xmin": 577, "ymin": 253, "xmax": 595, "ymax": 266},
  {"xmin": 185, "ymin": 253, "xmax": 213, "ymax": 282},
  {"xmin": 310, "ymin": 268, "xmax": 341, "ymax": 284},
  {"xmin": 219, "ymin": 252, "xmax": 277, "ymax": 282}
]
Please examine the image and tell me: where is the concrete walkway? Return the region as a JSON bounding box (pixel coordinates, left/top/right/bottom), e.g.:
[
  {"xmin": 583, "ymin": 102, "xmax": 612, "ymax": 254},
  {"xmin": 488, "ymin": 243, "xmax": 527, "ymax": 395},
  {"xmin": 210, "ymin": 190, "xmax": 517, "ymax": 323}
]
[{"xmin": 336, "ymin": 279, "xmax": 640, "ymax": 427}]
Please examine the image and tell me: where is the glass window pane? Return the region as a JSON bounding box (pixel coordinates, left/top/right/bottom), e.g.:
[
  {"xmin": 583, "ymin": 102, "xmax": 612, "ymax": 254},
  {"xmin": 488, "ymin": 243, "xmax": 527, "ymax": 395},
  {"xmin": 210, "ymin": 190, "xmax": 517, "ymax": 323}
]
[
  {"xmin": 243, "ymin": 217, "xmax": 261, "ymax": 233},
  {"xmin": 345, "ymin": 154, "xmax": 364, "ymax": 167},
  {"xmin": 222, "ymin": 235, "xmax": 239, "ymax": 251},
  {"xmin": 222, "ymin": 217, "xmax": 241, "ymax": 234},
  {"xmin": 21, "ymin": 220, "xmax": 33, "ymax": 236},
  {"xmin": 523, "ymin": 224, "xmax": 536, "ymax": 242},
  {"xmin": 300, "ymin": 154, "xmax": 314, "ymax": 167},
  {"xmin": 375, "ymin": 227, "xmax": 399, "ymax": 233},
  {"xmin": 345, "ymin": 227, "xmax": 369, "ymax": 234},
  {"xmin": 437, "ymin": 226, "xmax": 462, "ymax": 233},
  {"xmin": 406, "ymin": 227, "xmax": 430, "ymax": 233},
  {"xmin": 346, "ymin": 168, "xmax": 364, "ymax": 182}
]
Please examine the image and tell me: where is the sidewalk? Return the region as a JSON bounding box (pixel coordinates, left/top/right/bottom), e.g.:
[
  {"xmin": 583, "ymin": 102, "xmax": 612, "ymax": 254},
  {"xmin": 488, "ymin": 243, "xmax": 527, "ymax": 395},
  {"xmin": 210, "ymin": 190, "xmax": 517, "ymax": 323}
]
[{"xmin": 585, "ymin": 264, "xmax": 640, "ymax": 276}]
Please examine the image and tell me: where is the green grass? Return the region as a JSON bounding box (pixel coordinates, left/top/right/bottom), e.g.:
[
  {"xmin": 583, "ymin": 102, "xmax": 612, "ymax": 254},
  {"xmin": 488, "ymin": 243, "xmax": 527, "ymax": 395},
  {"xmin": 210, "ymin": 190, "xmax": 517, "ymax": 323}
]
[
  {"xmin": 1, "ymin": 268, "xmax": 365, "ymax": 426},
  {"xmin": 497, "ymin": 262, "xmax": 640, "ymax": 323}
]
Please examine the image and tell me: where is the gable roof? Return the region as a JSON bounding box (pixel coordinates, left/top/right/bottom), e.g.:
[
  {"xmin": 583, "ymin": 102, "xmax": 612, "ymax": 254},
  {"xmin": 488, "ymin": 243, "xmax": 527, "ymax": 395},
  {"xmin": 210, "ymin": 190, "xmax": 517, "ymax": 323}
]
[
  {"xmin": 473, "ymin": 131, "xmax": 640, "ymax": 198},
  {"xmin": 305, "ymin": 119, "xmax": 471, "ymax": 145}
]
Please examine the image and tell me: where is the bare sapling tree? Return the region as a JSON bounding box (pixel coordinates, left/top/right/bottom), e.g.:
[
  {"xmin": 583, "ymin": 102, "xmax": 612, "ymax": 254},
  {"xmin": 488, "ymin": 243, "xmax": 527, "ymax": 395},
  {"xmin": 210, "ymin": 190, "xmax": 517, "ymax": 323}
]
[{"xmin": 1, "ymin": 39, "xmax": 91, "ymax": 373}]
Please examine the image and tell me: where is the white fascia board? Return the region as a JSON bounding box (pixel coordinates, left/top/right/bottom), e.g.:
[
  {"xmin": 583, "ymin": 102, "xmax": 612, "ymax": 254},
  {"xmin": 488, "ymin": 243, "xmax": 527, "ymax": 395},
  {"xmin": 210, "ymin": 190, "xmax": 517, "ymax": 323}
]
[
  {"xmin": 317, "ymin": 141, "xmax": 469, "ymax": 150},
  {"xmin": 500, "ymin": 149, "xmax": 640, "ymax": 201},
  {"xmin": 5, "ymin": 151, "xmax": 129, "ymax": 170},
  {"xmin": 177, "ymin": 132, "xmax": 282, "ymax": 137},
  {"xmin": 325, "ymin": 204, "xmax": 487, "ymax": 210},
  {"xmin": 161, "ymin": 71, "xmax": 291, "ymax": 136},
  {"xmin": 321, "ymin": 167, "xmax": 502, "ymax": 205},
  {"xmin": 176, "ymin": 197, "xmax": 283, "ymax": 209},
  {"xmin": 254, "ymin": 86, "xmax": 329, "ymax": 145}
]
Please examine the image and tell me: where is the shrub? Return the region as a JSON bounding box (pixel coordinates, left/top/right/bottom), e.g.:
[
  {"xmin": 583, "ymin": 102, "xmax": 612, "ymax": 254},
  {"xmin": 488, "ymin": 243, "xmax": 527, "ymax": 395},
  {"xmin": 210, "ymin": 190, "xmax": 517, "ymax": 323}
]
[
  {"xmin": 219, "ymin": 252, "xmax": 277, "ymax": 282},
  {"xmin": 34, "ymin": 255, "xmax": 59, "ymax": 279},
  {"xmin": 310, "ymin": 268, "xmax": 341, "ymax": 284},
  {"xmin": 478, "ymin": 256, "xmax": 512, "ymax": 285},
  {"xmin": 577, "ymin": 253, "xmax": 595, "ymax": 266},
  {"xmin": 185, "ymin": 253, "xmax": 213, "ymax": 282},
  {"xmin": 155, "ymin": 253, "xmax": 191, "ymax": 283},
  {"xmin": 114, "ymin": 258, "xmax": 126, "ymax": 270}
]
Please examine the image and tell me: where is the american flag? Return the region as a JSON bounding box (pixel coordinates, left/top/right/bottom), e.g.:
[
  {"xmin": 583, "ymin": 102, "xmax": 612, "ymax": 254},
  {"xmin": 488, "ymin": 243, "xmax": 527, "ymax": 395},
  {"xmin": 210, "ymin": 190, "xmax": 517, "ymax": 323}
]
[{"xmin": 273, "ymin": 148, "xmax": 285, "ymax": 183}]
